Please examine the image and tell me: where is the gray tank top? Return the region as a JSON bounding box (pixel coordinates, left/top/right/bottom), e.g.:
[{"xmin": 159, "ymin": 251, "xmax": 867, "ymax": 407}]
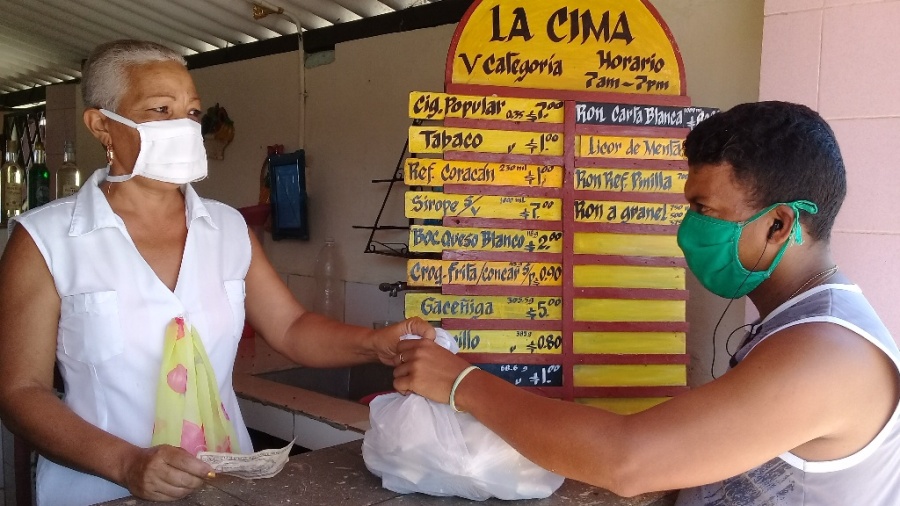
[{"xmin": 676, "ymin": 284, "xmax": 900, "ymax": 505}]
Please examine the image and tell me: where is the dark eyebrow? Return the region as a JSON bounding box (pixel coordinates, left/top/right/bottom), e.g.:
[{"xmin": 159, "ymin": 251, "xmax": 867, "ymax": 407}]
[
  {"xmin": 141, "ymin": 94, "xmax": 201, "ymax": 103},
  {"xmin": 142, "ymin": 94, "xmax": 178, "ymax": 101}
]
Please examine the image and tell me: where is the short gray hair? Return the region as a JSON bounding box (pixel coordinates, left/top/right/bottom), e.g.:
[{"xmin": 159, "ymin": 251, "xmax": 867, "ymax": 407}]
[{"xmin": 82, "ymin": 39, "xmax": 186, "ymax": 111}]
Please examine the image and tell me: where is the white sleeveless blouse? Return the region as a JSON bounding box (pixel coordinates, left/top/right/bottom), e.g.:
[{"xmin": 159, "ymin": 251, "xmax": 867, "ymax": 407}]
[{"xmin": 11, "ymin": 168, "xmax": 254, "ymax": 505}]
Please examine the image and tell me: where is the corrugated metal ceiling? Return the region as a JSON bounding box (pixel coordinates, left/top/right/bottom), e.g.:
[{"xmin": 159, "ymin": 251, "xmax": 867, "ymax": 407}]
[{"xmin": 0, "ymin": 0, "xmax": 438, "ymax": 96}]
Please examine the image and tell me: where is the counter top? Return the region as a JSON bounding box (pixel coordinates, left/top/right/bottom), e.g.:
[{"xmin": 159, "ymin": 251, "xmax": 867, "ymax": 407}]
[
  {"xmin": 99, "ymin": 441, "xmax": 677, "ymax": 506},
  {"xmin": 233, "ymin": 337, "xmax": 371, "ymax": 433}
]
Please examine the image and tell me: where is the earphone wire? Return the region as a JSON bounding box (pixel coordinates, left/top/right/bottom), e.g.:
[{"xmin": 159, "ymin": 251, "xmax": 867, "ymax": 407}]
[{"xmin": 710, "ymin": 241, "xmax": 769, "ymax": 379}]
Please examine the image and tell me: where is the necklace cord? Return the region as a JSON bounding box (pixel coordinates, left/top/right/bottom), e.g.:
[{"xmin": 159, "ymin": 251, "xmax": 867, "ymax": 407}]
[{"xmin": 788, "ymin": 265, "xmax": 839, "ymax": 300}]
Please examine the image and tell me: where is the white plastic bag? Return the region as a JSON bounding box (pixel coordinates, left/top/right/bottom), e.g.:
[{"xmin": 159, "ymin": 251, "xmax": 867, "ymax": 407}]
[{"xmin": 362, "ymin": 329, "xmax": 564, "ymax": 501}]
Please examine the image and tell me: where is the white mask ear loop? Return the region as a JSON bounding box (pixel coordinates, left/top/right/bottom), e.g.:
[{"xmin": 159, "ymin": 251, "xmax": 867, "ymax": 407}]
[
  {"xmin": 99, "ymin": 109, "xmax": 138, "ymax": 183},
  {"xmin": 99, "ymin": 109, "xmax": 138, "ymax": 128}
]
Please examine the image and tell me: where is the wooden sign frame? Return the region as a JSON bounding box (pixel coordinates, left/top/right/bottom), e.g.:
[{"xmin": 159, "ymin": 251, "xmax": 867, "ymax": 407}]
[{"xmin": 403, "ymin": 0, "xmax": 716, "ymax": 407}]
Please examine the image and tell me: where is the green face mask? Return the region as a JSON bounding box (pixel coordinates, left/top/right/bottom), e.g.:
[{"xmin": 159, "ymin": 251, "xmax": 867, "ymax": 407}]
[{"xmin": 676, "ymin": 200, "xmax": 818, "ymax": 299}]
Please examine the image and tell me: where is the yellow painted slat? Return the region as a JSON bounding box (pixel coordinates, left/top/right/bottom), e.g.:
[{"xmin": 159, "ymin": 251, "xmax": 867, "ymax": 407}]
[
  {"xmin": 405, "ymin": 293, "xmax": 562, "ymax": 321},
  {"xmin": 404, "ymin": 159, "xmax": 563, "ymax": 188},
  {"xmin": 573, "ymin": 299, "xmax": 685, "ymax": 322},
  {"xmin": 407, "ymin": 259, "xmax": 562, "ymax": 287},
  {"xmin": 409, "ymin": 226, "xmax": 564, "ymax": 254},
  {"xmin": 574, "ymin": 167, "xmax": 686, "ymax": 194},
  {"xmin": 406, "ymin": 297, "xmax": 685, "ymax": 322},
  {"xmin": 576, "ymin": 397, "xmax": 671, "ymax": 415},
  {"xmin": 406, "ymin": 259, "xmax": 685, "ymax": 290},
  {"xmin": 405, "ymin": 192, "xmax": 561, "ymax": 221},
  {"xmin": 573, "ymin": 365, "xmax": 687, "ymax": 387},
  {"xmin": 409, "ymin": 91, "xmax": 564, "ymax": 123},
  {"xmin": 574, "ymin": 200, "xmax": 687, "ymax": 226},
  {"xmin": 573, "ymin": 332, "xmax": 686, "ymax": 355},
  {"xmin": 410, "ymin": 126, "xmax": 563, "ymax": 156},
  {"xmin": 573, "ymin": 265, "xmax": 685, "ymax": 290},
  {"xmin": 573, "ymin": 232, "xmax": 682, "ymax": 257},
  {"xmin": 451, "ymin": 329, "xmax": 563, "ymax": 354},
  {"xmin": 578, "ymin": 136, "xmax": 685, "ymax": 160}
]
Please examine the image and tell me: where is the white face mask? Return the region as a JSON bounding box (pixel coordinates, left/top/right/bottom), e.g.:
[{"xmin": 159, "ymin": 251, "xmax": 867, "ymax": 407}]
[{"xmin": 100, "ymin": 109, "xmax": 208, "ymax": 184}]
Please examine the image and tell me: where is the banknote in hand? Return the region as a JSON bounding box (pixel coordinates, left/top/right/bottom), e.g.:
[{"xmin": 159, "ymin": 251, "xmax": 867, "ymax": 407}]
[{"xmin": 197, "ymin": 440, "xmax": 294, "ymax": 479}]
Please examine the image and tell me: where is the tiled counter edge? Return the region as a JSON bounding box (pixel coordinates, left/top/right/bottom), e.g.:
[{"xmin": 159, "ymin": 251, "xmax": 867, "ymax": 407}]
[{"xmin": 235, "ymin": 374, "xmax": 368, "ymax": 451}]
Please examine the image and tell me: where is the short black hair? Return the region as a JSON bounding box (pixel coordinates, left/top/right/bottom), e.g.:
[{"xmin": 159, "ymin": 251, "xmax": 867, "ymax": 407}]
[{"xmin": 684, "ymin": 101, "xmax": 846, "ymax": 241}]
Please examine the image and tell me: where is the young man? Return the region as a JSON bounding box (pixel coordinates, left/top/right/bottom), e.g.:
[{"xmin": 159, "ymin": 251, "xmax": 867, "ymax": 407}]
[{"xmin": 394, "ymin": 101, "xmax": 900, "ymax": 504}]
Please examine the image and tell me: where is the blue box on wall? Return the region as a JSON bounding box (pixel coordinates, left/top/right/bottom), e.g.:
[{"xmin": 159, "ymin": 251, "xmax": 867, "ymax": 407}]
[{"xmin": 269, "ymin": 150, "xmax": 309, "ymax": 241}]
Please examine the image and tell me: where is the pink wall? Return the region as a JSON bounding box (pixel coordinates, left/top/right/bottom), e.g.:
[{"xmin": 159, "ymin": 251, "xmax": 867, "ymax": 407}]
[{"xmin": 760, "ymin": 0, "xmax": 900, "ymax": 337}]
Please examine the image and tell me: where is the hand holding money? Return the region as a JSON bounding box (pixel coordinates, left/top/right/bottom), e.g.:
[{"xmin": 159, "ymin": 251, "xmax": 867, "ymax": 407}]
[{"xmin": 197, "ymin": 440, "xmax": 294, "ymax": 480}]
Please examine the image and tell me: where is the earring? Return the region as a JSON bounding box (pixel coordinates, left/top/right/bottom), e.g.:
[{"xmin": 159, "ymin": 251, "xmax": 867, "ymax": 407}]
[{"xmin": 106, "ymin": 143, "xmax": 115, "ymax": 163}]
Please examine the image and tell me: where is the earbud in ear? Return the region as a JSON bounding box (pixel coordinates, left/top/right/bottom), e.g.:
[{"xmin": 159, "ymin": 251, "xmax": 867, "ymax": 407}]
[{"xmin": 768, "ymin": 220, "xmax": 783, "ymax": 239}]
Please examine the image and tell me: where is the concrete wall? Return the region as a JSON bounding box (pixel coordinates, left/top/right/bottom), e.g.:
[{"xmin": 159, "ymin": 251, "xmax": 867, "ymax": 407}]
[
  {"xmin": 188, "ymin": 27, "xmax": 459, "ymax": 327},
  {"xmin": 759, "ymin": 0, "xmax": 900, "ymax": 338}
]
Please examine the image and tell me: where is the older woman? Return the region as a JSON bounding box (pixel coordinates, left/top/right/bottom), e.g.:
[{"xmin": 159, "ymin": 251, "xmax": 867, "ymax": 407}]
[{"xmin": 0, "ymin": 40, "xmax": 431, "ymax": 505}]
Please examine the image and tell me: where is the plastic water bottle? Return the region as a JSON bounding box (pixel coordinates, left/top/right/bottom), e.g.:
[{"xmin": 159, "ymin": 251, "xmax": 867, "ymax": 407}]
[{"xmin": 314, "ymin": 238, "xmax": 345, "ymax": 321}]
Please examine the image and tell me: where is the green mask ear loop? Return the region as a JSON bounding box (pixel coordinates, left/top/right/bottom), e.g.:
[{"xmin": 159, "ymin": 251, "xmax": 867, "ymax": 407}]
[
  {"xmin": 743, "ymin": 199, "xmax": 818, "ymax": 279},
  {"xmin": 786, "ymin": 200, "xmax": 818, "ymax": 246}
]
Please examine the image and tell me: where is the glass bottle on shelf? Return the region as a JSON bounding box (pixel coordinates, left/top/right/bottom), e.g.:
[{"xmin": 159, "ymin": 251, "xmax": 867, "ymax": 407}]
[
  {"xmin": 56, "ymin": 140, "xmax": 82, "ymax": 199},
  {"xmin": 1, "ymin": 135, "xmax": 26, "ymax": 226},
  {"xmin": 314, "ymin": 238, "xmax": 345, "ymax": 322},
  {"xmin": 27, "ymin": 141, "xmax": 51, "ymax": 210}
]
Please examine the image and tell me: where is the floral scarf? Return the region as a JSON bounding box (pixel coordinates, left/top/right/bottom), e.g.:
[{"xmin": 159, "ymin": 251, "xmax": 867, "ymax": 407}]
[{"xmin": 151, "ymin": 317, "xmax": 240, "ymax": 455}]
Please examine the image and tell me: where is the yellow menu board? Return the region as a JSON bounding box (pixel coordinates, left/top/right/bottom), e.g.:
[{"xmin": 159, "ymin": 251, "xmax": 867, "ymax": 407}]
[
  {"xmin": 409, "ymin": 225, "xmax": 564, "ymax": 253},
  {"xmin": 578, "ymin": 136, "xmax": 685, "ymax": 160},
  {"xmin": 408, "ymin": 258, "xmax": 684, "ymax": 290},
  {"xmin": 405, "ymin": 192, "xmax": 561, "ymax": 221},
  {"xmin": 448, "ymin": 0, "xmax": 684, "ymax": 94},
  {"xmin": 405, "ymin": 159, "xmax": 563, "ymax": 188},
  {"xmin": 410, "ymin": 126, "xmax": 564, "ymax": 156},
  {"xmin": 393, "ymin": 0, "xmax": 703, "ymax": 411},
  {"xmin": 574, "ymin": 167, "xmax": 686, "ymax": 194},
  {"xmin": 409, "ymin": 91, "xmax": 565, "ymax": 123}
]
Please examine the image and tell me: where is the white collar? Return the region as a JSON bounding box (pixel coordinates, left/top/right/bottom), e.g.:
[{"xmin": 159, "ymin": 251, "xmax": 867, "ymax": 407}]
[{"xmin": 68, "ymin": 168, "xmax": 216, "ymax": 237}]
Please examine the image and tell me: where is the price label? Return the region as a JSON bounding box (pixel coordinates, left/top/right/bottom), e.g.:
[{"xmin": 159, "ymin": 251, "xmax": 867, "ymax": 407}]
[
  {"xmin": 478, "ymin": 363, "xmax": 563, "ymax": 387},
  {"xmin": 410, "ymin": 126, "xmax": 564, "ymax": 156},
  {"xmin": 573, "ymin": 200, "xmax": 688, "ymax": 226},
  {"xmin": 452, "ymin": 329, "xmax": 564, "ymax": 354},
  {"xmin": 404, "ymin": 159, "xmax": 562, "ymax": 188},
  {"xmin": 405, "ymin": 192, "xmax": 561, "ymax": 221},
  {"xmin": 574, "ymin": 167, "xmax": 685, "ymax": 194},
  {"xmin": 4, "ymin": 182, "xmax": 23, "ymax": 211},
  {"xmin": 409, "ymin": 225, "xmax": 564, "ymax": 253},
  {"xmin": 407, "ymin": 259, "xmax": 562, "ymax": 287},
  {"xmin": 405, "ymin": 293, "xmax": 563, "ymax": 321},
  {"xmin": 574, "ymin": 102, "xmax": 718, "ymax": 129},
  {"xmin": 577, "ymin": 135, "xmax": 685, "ymax": 160},
  {"xmin": 409, "ymin": 91, "xmax": 565, "ymax": 123}
]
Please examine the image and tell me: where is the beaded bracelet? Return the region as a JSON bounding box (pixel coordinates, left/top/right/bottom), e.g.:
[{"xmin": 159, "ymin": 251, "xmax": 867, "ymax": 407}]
[{"xmin": 449, "ymin": 365, "xmax": 479, "ymax": 413}]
